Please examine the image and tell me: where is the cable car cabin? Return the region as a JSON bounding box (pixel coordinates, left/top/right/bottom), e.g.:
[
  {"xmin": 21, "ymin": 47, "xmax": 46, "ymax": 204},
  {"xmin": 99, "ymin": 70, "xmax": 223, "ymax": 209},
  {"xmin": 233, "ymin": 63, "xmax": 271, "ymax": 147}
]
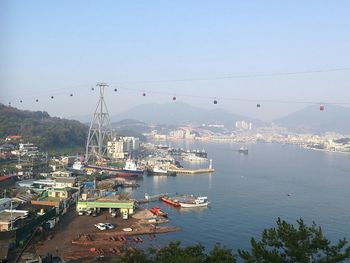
[
  {"xmin": 142, "ymin": 92, "xmax": 146, "ymax": 96},
  {"xmin": 256, "ymin": 103, "xmax": 261, "ymax": 108},
  {"xmin": 172, "ymin": 96, "xmax": 176, "ymax": 101},
  {"xmin": 320, "ymin": 104, "xmax": 325, "ymax": 111},
  {"xmin": 213, "ymin": 100, "xmax": 218, "ymax": 104}
]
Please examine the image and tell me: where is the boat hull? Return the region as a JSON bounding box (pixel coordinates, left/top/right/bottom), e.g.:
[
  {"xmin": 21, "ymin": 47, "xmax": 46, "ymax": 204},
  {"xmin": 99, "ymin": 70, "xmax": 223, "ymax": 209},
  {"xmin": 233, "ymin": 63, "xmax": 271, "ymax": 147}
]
[
  {"xmin": 160, "ymin": 197, "xmax": 180, "ymax": 207},
  {"xmin": 179, "ymin": 202, "xmax": 209, "ymax": 208},
  {"xmin": 147, "ymin": 171, "xmax": 176, "ymax": 176}
]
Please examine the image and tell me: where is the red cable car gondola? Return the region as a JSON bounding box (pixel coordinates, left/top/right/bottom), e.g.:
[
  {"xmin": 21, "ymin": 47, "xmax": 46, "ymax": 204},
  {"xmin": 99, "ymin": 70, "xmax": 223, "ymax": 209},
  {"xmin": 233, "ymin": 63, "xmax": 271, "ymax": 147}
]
[{"xmin": 320, "ymin": 104, "xmax": 324, "ymax": 111}]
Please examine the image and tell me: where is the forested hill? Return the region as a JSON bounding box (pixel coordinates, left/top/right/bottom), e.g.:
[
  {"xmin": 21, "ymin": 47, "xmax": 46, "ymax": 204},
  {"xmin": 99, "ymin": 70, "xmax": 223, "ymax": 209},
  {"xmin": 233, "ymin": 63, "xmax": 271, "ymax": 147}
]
[{"xmin": 0, "ymin": 104, "xmax": 88, "ymax": 149}]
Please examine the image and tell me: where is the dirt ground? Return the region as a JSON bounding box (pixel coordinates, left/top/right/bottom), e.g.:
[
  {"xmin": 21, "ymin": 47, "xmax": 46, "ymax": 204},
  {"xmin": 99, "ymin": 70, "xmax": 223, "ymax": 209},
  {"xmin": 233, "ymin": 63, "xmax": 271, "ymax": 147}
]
[{"xmin": 31, "ymin": 207, "xmax": 180, "ymax": 261}]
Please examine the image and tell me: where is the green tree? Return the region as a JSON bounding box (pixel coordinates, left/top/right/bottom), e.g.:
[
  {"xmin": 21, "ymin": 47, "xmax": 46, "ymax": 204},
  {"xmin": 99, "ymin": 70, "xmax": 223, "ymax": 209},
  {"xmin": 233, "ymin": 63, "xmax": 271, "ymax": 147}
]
[{"xmin": 238, "ymin": 218, "xmax": 350, "ymax": 263}]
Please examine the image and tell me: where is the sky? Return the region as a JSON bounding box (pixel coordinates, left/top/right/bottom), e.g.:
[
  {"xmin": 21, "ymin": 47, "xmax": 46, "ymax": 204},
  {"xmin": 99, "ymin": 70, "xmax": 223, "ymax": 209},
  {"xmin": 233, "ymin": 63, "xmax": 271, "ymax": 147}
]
[{"xmin": 1, "ymin": 0, "xmax": 350, "ymax": 121}]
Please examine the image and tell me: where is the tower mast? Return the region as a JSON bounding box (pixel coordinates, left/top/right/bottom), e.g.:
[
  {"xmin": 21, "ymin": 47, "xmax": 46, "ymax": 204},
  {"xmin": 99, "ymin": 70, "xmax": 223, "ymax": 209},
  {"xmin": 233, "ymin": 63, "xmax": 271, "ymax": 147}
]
[{"xmin": 85, "ymin": 82, "xmax": 113, "ymax": 163}]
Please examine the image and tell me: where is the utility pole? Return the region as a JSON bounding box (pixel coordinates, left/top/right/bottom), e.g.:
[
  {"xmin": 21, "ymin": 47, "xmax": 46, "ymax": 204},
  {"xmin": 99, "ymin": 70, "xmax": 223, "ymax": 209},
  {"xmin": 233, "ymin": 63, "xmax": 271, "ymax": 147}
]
[{"xmin": 85, "ymin": 82, "xmax": 113, "ymax": 164}]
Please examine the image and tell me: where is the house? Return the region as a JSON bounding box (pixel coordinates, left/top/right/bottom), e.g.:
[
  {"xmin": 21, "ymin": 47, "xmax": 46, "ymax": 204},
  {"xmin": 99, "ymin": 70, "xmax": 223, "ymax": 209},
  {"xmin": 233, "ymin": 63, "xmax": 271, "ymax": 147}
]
[
  {"xmin": 0, "ymin": 209, "xmax": 29, "ymax": 231},
  {"xmin": 54, "ymin": 177, "xmax": 77, "ymax": 188},
  {"xmin": 47, "ymin": 187, "xmax": 73, "ymax": 199}
]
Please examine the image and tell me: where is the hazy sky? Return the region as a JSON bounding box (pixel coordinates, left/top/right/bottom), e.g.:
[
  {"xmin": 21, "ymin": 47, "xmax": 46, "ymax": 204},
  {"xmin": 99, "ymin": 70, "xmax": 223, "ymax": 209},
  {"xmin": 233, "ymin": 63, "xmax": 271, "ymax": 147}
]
[{"xmin": 1, "ymin": 1, "xmax": 350, "ymax": 121}]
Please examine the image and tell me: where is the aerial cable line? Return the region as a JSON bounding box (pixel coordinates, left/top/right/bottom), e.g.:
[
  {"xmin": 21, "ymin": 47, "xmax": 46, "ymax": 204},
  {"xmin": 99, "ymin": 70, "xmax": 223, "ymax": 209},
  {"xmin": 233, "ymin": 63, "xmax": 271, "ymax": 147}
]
[{"xmin": 110, "ymin": 67, "xmax": 350, "ymax": 84}]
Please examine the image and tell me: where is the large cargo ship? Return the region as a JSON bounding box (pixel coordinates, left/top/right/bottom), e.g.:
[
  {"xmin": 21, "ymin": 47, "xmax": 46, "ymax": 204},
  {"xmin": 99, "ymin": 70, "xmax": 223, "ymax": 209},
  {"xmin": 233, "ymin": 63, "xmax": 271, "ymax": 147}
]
[{"xmin": 86, "ymin": 160, "xmax": 145, "ymax": 177}]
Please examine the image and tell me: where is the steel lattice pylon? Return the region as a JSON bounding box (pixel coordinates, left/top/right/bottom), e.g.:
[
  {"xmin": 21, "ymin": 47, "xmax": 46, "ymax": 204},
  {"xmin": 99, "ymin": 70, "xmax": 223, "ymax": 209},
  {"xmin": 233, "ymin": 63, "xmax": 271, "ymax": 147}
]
[{"xmin": 85, "ymin": 82, "xmax": 113, "ymax": 163}]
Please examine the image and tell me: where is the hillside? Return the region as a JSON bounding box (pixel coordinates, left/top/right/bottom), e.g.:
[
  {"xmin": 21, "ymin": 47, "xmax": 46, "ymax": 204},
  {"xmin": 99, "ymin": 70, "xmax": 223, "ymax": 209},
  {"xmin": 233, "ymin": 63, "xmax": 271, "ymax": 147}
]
[
  {"xmin": 0, "ymin": 104, "xmax": 88, "ymax": 149},
  {"xmin": 111, "ymin": 102, "xmax": 259, "ymax": 128},
  {"xmin": 274, "ymin": 104, "xmax": 350, "ymax": 134}
]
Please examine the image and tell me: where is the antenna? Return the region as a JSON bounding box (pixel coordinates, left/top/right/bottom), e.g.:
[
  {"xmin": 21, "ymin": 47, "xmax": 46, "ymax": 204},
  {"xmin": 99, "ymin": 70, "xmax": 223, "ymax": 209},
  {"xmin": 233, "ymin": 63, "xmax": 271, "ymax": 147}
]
[{"xmin": 85, "ymin": 82, "xmax": 113, "ymax": 163}]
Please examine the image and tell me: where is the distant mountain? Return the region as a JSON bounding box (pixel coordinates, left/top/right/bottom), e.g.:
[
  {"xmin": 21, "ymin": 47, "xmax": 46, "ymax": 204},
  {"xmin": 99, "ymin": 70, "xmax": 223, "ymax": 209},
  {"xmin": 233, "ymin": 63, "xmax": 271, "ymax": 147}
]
[
  {"xmin": 111, "ymin": 102, "xmax": 259, "ymax": 128},
  {"xmin": 111, "ymin": 119, "xmax": 149, "ymax": 140},
  {"xmin": 274, "ymin": 104, "xmax": 350, "ymax": 134},
  {"xmin": 0, "ymin": 104, "xmax": 88, "ymax": 149}
]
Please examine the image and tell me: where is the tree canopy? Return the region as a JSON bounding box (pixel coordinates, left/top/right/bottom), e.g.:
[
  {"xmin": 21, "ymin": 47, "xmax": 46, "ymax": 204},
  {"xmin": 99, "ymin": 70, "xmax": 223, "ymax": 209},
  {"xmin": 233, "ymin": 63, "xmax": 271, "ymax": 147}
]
[{"xmin": 114, "ymin": 218, "xmax": 350, "ymax": 263}]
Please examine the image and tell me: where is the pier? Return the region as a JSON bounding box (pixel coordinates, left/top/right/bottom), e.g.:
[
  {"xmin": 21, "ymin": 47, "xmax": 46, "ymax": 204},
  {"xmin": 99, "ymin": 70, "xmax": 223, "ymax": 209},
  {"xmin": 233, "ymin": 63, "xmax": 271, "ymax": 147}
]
[{"xmin": 167, "ymin": 168, "xmax": 215, "ymax": 174}]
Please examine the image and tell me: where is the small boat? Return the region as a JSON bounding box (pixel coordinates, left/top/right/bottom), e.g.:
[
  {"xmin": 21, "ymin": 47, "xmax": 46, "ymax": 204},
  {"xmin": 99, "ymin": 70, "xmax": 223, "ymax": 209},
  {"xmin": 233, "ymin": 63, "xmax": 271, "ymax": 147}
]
[
  {"xmin": 150, "ymin": 207, "xmax": 168, "ymax": 218},
  {"xmin": 179, "ymin": 196, "xmax": 210, "ymax": 208},
  {"xmin": 160, "ymin": 196, "xmax": 180, "ymax": 207},
  {"xmin": 238, "ymin": 147, "xmax": 248, "ymax": 154}
]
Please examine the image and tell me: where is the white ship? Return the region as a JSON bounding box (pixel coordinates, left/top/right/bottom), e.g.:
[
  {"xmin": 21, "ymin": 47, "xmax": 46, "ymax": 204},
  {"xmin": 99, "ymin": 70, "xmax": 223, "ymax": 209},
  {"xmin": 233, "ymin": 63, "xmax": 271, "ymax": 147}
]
[{"xmin": 179, "ymin": 196, "xmax": 210, "ymax": 208}]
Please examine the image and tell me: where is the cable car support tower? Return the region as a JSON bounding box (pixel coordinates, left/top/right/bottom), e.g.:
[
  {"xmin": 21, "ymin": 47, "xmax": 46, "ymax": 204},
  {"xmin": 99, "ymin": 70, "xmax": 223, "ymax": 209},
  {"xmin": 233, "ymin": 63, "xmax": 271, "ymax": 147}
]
[{"xmin": 85, "ymin": 82, "xmax": 113, "ymax": 164}]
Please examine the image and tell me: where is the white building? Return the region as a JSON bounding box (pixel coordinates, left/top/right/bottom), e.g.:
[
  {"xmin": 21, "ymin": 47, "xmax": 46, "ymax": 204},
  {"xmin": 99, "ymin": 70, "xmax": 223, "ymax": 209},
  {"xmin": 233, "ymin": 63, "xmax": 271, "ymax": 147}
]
[{"xmin": 107, "ymin": 137, "xmax": 140, "ymax": 159}]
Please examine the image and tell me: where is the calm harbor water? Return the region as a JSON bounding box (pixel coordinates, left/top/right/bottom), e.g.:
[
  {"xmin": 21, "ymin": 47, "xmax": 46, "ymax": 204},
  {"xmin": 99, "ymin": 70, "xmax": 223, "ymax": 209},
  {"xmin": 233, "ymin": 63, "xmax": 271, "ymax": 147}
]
[{"xmin": 129, "ymin": 141, "xmax": 350, "ymax": 251}]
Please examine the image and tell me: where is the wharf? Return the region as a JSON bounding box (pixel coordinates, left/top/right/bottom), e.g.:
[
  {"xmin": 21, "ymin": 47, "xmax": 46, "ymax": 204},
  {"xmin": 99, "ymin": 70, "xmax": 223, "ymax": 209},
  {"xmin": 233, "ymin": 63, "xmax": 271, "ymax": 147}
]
[{"xmin": 167, "ymin": 168, "xmax": 215, "ymax": 174}]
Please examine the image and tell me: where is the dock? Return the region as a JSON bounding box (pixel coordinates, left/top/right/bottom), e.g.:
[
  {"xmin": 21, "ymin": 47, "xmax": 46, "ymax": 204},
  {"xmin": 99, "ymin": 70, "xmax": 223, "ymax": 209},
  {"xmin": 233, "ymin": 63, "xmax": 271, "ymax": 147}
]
[{"xmin": 167, "ymin": 168, "xmax": 215, "ymax": 174}]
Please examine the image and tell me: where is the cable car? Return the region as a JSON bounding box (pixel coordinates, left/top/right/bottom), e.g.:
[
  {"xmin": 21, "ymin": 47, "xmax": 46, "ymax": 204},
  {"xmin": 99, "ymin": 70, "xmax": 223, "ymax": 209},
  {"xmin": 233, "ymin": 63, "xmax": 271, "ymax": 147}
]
[
  {"xmin": 36, "ymin": 99, "xmax": 39, "ymax": 102},
  {"xmin": 51, "ymin": 96, "xmax": 54, "ymax": 99},
  {"xmin": 20, "ymin": 100, "xmax": 23, "ymax": 103},
  {"xmin": 70, "ymin": 93, "xmax": 73, "ymax": 97},
  {"xmin": 114, "ymin": 88, "xmax": 117, "ymax": 92},
  {"xmin": 213, "ymin": 99, "xmax": 218, "ymax": 104},
  {"xmin": 256, "ymin": 103, "xmax": 261, "ymax": 108},
  {"xmin": 91, "ymin": 87, "xmax": 94, "ymax": 91},
  {"xmin": 320, "ymin": 104, "xmax": 324, "ymax": 111},
  {"xmin": 142, "ymin": 92, "xmax": 146, "ymax": 97},
  {"xmin": 8, "ymin": 102, "xmax": 11, "ymax": 105},
  {"xmin": 172, "ymin": 96, "xmax": 176, "ymax": 101}
]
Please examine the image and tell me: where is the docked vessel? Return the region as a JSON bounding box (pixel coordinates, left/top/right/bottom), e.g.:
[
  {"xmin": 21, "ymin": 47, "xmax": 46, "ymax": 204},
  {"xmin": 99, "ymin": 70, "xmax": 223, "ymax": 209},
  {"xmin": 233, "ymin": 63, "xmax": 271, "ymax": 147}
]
[
  {"xmin": 86, "ymin": 160, "xmax": 144, "ymax": 177},
  {"xmin": 160, "ymin": 196, "xmax": 180, "ymax": 207},
  {"xmin": 147, "ymin": 166, "xmax": 176, "ymax": 176},
  {"xmin": 182, "ymin": 153, "xmax": 208, "ymax": 162},
  {"xmin": 179, "ymin": 196, "xmax": 210, "ymax": 208}
]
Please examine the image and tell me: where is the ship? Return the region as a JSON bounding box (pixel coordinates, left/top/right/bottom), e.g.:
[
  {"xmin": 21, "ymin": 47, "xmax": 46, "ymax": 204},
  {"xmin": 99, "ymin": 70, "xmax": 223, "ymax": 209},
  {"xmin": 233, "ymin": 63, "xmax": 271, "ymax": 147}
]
[
  {"xmin": 147, "ymin": 165, "xmax": 176, "ymax": 176},
  {"xmin": 86, "ymin": 160, "xmax": 145, "ymax": 177},
  {"xmin": 159, "ymin": 196, "xmax": 180, "ymax": 207},
  {"xmin": 179, "ymin": 196, "xmax": 210, "ymax": 208},
  {"xmin": 238, "ymin": 147, "xmax": 248, "ymax": 154}
]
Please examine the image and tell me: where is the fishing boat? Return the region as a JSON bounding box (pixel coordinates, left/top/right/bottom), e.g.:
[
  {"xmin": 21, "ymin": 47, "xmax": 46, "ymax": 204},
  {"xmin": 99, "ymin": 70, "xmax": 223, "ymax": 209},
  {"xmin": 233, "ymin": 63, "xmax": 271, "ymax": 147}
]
[
  {"xmin": 238, "ymin": 147, "xmax": 248, "ymax": 154},
  {"xmin": 150, "ymin": 207, "xmax": 168, "ymax": 218},
  {"xmin": 179, "ymin": 196, "xmax": 210, "ymax": 208},
  {"xmin": 147, "ymin": 165, "xmax": 176, "ymax": 176},
  {"xmin": 159, "ymin": 196, "xmax": 180, "ymax": 207}
]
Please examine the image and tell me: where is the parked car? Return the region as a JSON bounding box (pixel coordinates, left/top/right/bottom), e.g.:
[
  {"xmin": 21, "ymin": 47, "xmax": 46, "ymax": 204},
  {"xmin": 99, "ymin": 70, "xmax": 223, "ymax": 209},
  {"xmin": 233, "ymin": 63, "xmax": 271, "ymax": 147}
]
[
  {"xmin": 111, "ymin": 209, "xmax": 118, "ymax": 217},
  {"xmin": 86, "ymin": 210, "xmax": 92, "ymax": 215},
  {"xmin": 92, "ymin": 211, "xmax": 98, "ymax": 217},
  {"xmin": 104, "ymin": 223, "xmax": 114, "ymax": 229},
  {"xmin": 122, "ymin": 212, "xmax": 128, "ymax": 220},
  {"xmin": 94, "ymin": 223, "xmax": 107, "ymax": 230},
  {"xmin": 78, "ymin": 210, "xmax": 85, "ymax": 216}
]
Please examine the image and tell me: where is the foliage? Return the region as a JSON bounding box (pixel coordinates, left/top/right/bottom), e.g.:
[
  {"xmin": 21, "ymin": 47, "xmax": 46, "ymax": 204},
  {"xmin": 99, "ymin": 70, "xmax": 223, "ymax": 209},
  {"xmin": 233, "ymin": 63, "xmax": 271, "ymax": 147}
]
[
  {"xmin": 238, "ymin": 217, "xmax": 350, "ymax": 263},
  {"xmin": 0, "ymin": 104, "xmax": 87, "ymax": 150},
  {"xmin": 113, "ymin": 219, "xmax": 350, "ymax": 263},
  {"xmin": 113, "ymin": 242, "xmax": 236, "ymax": 263}
]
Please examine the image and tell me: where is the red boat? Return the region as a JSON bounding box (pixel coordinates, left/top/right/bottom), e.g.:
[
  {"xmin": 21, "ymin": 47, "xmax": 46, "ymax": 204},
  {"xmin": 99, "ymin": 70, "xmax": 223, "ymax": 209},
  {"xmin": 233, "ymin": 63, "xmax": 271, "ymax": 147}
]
[
  {"xmin": 159, "ymin": 196, "xmax": 180, "ymax": 207},
  {"xmin": 150, "ymin": 207, "xmax": 168, "ymax": 218}
]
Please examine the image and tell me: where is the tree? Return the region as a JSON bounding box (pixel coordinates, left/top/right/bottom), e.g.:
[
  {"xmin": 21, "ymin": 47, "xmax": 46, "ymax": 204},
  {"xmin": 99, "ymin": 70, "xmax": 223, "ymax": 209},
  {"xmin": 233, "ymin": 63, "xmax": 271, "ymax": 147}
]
[{"xmin": 238, "ymin": 217, "xmax": 350, "ymax": 263}]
